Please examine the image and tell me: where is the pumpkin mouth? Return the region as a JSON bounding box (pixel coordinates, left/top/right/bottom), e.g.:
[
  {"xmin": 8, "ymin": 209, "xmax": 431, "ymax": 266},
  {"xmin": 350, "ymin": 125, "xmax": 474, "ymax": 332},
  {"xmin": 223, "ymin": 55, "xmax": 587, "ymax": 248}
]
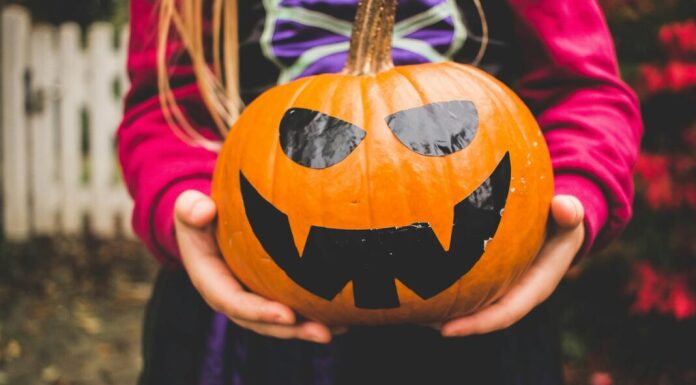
[{"xmin": 239, "ymin": 152, "xmax": 511, "ymax": 310}]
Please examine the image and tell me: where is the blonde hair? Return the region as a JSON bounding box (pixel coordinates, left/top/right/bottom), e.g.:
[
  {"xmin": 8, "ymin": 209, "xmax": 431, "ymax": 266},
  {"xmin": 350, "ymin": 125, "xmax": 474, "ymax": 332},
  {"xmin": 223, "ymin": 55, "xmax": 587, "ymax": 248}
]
[
  {"xmin": 156, "ymin": 0, "xmax": 487, "ymax": 150},
  {"xmin": 157, "ymin": 0, "xmax": 241, "ymax": 151}
]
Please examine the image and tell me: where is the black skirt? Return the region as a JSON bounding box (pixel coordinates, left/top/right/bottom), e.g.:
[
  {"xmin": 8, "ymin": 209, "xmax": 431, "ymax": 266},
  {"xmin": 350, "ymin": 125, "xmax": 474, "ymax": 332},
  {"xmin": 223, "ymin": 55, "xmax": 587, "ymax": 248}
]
[{"xmin": 138, "ymin": 268, "xmax": 564, "ymax": 385}]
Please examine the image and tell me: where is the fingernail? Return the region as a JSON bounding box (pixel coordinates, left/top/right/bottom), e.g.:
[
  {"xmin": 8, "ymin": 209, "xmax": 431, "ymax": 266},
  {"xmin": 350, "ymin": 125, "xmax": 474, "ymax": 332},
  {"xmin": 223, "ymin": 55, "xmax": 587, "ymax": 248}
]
[
  {"xmin": 306, "ymin": 332, "xmax": 326, "ymax": 343},
  {"xmin": 192, "ymin": 199, "xmax": 213, "ymax": 217}
]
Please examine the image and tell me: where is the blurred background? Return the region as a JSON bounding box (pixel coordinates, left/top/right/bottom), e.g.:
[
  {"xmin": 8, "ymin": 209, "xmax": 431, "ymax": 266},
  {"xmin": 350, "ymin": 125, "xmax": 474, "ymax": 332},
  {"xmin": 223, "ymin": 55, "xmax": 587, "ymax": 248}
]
[{"xmin": 0, "ymin": 0, "xmax": 694, "ymax": 384}]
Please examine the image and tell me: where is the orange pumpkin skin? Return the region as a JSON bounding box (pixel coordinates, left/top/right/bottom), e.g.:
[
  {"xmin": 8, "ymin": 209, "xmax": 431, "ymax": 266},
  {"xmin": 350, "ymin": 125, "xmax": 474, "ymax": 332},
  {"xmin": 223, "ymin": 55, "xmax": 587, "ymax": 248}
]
[{"xmin": 212, "ymin": 62, "xmax": 553, "ymax": 325}]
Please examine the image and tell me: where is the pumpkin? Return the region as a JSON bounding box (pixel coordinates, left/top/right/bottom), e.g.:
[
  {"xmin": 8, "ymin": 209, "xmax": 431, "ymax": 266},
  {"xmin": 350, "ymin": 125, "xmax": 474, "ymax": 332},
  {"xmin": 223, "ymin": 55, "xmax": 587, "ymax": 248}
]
[{"xmin": 212, "ymin": 0, "xmax": 553, "ymax": 325}]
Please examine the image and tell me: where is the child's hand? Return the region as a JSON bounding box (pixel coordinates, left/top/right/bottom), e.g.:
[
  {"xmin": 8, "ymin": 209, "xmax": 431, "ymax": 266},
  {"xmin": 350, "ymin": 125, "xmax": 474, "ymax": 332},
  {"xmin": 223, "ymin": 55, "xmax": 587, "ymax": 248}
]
[
  {"xmin": 174, "ymin": 190, "xmax": 338, "ymax": 344},
  {"xmin": 439, "ymin": 194, "xmax": 585, "ymax": 337}
]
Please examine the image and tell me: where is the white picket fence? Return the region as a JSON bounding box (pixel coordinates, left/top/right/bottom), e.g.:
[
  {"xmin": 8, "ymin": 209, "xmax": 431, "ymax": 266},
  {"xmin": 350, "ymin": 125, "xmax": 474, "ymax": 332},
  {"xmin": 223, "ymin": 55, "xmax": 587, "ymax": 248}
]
[{"xmin": 1, "ymin": 6, "xmax": 134, "ymax": 240}]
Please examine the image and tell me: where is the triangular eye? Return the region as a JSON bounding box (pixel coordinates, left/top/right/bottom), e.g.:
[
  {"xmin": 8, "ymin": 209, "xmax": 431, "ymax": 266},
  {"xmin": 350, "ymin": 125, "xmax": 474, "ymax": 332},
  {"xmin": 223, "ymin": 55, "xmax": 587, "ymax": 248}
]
[
  {"xmin": 385, "ymin": 100, "xmax": 478, "ymax": 156},
  {"xmin": 280, "ymin": 108, "xmax": 366, "ymax": 169}
]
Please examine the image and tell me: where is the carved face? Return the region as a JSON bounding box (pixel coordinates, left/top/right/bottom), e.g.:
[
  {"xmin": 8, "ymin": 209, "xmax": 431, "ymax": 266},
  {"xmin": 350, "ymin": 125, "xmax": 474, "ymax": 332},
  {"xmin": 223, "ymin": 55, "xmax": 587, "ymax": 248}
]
[{"xmin": 212, "ymin": 62, "xmax": 553, "ymax": 325}]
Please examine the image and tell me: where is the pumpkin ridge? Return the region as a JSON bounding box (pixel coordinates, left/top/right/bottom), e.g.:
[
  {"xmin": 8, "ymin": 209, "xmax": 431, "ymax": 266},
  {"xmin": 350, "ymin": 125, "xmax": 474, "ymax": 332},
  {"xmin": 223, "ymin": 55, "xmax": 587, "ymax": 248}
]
[
  {"xmin": 452, "ymin": 65, "xmax": 528, "ymax": 297},
  {"xmin": 450, "ymin": 63, "xmax": 523, "ymax": 165},
  {"xmin": 438, "ymin": 62, "xmax": 499, "ymax": 192},
  {"xmin": 245, "ymin": 88, "xmax": 282, "ymax": 296},
  {"xmin": 446, "ymin": 62, "xmax": 534, "ymax": 149},
  {"xmin": 394, "ymin": 66, "xmax": 472, "ymax": 223},
  {"xmin": 437, "ymin": 62, "xmax": 547, "ymax": 310},
  {"xmin": 475, "ymin": 68, "xmax": 534, "ymax": 150},
  {"xmin": 316, "ymin": 75, "xmax": 352, "ymax": 230},
  {"xmin": 270, "ymin": 75, "xmax": 321, "ymax": 223},
  {"xmin": 435, "ymin": 64, "xmax": 481, "ymax": 218},
  {"xmin": 238, "ymin": 77, "xmax": 312, "ymax": 196},
  {"xmin": 358, "ymin": 76, "xmax": 376, "ymax": 232},
  {"xmin": 391, "ymin": 66, "xmax": 428, "ymax": 107},
  {"xmin": 388, "ymin": 67, "xmax": 435, "ymax": 223},
  {"xmin": 393, "ymin": 67, "xmax": 444, "ymax": 222},
  {"xmin": 452, "ymin": 62, "xmax": 553, "ymax": 296},
  {"xmin": 416, "ymin": 65, "xmax": 477, "ymax": 214},
  {"xmin": 441, "ymin": 272, "xmax": 463, "ymax": 320}
]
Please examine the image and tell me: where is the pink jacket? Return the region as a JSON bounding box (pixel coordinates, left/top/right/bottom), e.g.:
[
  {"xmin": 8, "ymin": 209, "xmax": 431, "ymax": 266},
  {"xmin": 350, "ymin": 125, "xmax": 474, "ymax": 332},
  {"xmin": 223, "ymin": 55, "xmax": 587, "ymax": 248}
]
[{"xmin": 118, "ymin": 0, "xmax": 643, "ymax": 265}]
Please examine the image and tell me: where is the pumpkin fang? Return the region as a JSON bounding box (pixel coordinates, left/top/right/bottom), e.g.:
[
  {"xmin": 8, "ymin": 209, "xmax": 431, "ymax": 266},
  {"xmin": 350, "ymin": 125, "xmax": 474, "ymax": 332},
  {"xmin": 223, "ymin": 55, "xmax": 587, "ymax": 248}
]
[{"xmin": 239, "ymin": 152, "xmax": 511, "ymax": 309}]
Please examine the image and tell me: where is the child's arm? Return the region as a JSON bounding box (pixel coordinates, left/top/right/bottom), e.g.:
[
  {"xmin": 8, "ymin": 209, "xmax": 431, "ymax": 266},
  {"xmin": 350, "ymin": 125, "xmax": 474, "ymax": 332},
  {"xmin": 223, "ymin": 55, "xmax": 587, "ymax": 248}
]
[
  {"xmin": 118, "ymin": 0, "xmax": 335, "ymax": 343},
  {"xmin": 511, "ymin": 0, "xmax": 643, "ymax": 256},
  {"xmin": 440, "ymin": 0, "xmax": 642, "ymax": 336},
  {"xmin": 118, "ymin": 0, "xmax": 217, "ymax": 266}
]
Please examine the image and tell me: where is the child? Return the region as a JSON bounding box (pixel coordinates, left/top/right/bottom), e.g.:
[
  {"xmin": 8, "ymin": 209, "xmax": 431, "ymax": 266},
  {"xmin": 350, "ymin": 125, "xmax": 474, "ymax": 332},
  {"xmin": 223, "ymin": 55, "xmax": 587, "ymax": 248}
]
[{"xmin": 118, "ymin": 0, "xmax": 642, "ymax": 384}]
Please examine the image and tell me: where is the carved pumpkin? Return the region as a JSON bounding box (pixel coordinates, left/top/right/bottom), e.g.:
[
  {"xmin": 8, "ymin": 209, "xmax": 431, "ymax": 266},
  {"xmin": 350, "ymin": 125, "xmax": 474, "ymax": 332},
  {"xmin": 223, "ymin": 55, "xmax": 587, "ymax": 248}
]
[{"xmin": 212, "ymin": 0, "xmax": 553, "ymax": 325}]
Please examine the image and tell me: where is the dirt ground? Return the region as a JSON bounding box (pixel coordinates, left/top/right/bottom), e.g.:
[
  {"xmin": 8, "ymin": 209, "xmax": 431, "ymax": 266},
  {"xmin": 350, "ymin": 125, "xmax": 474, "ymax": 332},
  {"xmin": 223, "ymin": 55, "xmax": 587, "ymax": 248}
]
[{"xmin": 0, "ymin": 237, "xmax": 158, "ymax": 385}]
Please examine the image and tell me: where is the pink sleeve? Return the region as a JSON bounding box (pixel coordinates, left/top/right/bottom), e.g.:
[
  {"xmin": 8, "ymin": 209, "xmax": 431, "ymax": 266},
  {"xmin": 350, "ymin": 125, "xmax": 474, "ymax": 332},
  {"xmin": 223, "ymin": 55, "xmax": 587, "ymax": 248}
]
[
  {"xmin": 508, "ymin": 0, "xmax": 643, "ymax": 256},
  {"xmin": 117, "ymin": 0, "xmax": 217, "ymax": 265}
]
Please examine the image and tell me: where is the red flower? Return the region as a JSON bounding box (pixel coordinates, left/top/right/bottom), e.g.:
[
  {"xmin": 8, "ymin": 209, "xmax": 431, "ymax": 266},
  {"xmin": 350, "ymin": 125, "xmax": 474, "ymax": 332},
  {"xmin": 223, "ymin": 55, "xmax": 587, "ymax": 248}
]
[
  {"xmin": 634, "ymin": 154, "xmax": 668, "ymax": 180},
  {"xmin": 669, "ymin": 280, "xmax": 696, "ymax": 320},
  {"xmin": 638, "ymin": 64, "xmax": 664, "ymax": 94},
  {"xmin": 590, "ymin": 372, "xmax": 614, "ymax": 385},
  {"xmin": 664, "ymin": 62, "xmax": 696, "ymax": 92},
  {"xmin": 635, "ymin": 154, "xmax": 674, "ymax": 209},
  {"xmin": 630, "ymin": 262, "xmax": 696, "ymax": 320},
  {"xmin": 631, "ymin": 262, "xmax": 663, "ymax": 314},
  {"xmin": 638, "ymin": 62, "xmax": 696, "ymax": 95},
  {"xmin": 635, "ymin": 153, "xmax": 696, "ymax": 210},
  {"xmin": 659, "ymin": 20, "xmax": 696, "ymax": 59}
]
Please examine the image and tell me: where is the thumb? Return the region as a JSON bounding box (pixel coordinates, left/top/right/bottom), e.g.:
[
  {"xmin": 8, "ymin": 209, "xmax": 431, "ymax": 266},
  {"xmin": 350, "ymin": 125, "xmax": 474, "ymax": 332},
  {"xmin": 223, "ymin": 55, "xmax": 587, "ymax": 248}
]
[
  {"xmin": 550, "ymin": 195, "xmax": 584, "ymax": 229},
  {"xmin": 175, "ymin": 190, "xmax": 217, "ymax": 228}
]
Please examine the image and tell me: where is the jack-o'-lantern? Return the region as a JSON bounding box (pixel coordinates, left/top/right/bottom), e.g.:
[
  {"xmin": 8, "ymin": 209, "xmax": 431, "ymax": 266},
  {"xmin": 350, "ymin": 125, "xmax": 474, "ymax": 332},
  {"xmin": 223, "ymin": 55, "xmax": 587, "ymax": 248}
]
[{"xmin": 212, "ymin": 0, "xmax": 553, "ymax": 325}]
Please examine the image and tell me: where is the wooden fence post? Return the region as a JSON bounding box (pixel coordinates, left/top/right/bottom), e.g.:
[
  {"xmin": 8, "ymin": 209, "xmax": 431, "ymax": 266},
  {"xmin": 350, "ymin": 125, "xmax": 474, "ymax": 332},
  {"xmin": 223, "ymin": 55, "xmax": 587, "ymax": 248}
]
[
  {"xmin": 2, "ymin": 6, "xmax": 31, "ymax": 240},
  {"xmin": 57, "ymin": 22, "xmax": 84, "ymax": 235},
  {"xmin": 28, "ymin": 24, "xmax": 58, "ymax": 234},
  {"xmin": 116, "ymin": 26, "xmax": 134, "ymax": 237},
  {"xmin": 86, "ymin": 23, "xmax": 120, "ymax": 237}
]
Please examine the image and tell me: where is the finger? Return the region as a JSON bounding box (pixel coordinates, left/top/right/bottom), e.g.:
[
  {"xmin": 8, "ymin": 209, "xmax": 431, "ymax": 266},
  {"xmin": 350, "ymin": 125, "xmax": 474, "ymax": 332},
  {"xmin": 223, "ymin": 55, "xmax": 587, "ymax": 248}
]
[
  {"xmin": 175, "ymin": 202, "xmax": 296, "ymax": 325},
  {"xmin": 550, "ymin": 195, "xmax": 584, "ymax": 229},
  {"xmin": 442, "ymin": 223, "xmax": 583, "ymax": 337},
  {"xmin": 217, "ymin": 290, "xmax": 298, "ymax": 325},
  {"xmin": 181, "ymin": 245, "xmax": 296, "ymax": 325},
  {"xmin": 440, "ymin": 290, "xmax": 533, "ymax": 337},
  {"xmin": 175, "ymin": 208, "xmax": 221, "ymax": 260},
  {"xmin": 234, "ymin": 319, "xmax": 333, "ymax": 344},
  {"xmin": 175, "ymin": 190, "xmax": 217, "ymax": 228}
]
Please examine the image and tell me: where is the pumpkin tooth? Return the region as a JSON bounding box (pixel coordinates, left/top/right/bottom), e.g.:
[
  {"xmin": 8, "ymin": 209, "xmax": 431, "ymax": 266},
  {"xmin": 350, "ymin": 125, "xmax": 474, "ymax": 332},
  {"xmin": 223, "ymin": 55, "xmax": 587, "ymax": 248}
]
[
  {"xmin": 429, "ymin": 208, "xmax": 454, "ymax": 252},
  {"xmin": 288, "ymin": 216, "xmax": 313, "ymax": 257}
]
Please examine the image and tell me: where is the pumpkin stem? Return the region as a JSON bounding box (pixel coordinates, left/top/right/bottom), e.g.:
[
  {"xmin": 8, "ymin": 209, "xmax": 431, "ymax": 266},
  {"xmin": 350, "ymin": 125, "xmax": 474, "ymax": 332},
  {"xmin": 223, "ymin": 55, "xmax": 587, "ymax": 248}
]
[{"xmin": 343, "ymin": 0, "xmax": 396, "ymax": 75}]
